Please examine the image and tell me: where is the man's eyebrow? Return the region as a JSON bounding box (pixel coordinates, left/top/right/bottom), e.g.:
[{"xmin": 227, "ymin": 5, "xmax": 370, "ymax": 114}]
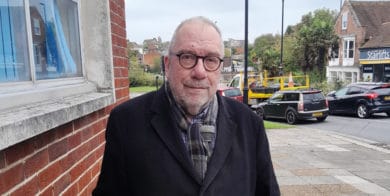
[
  {"xmin": 176, "ymin": 50, "xmax": 222, "ymax": 57},
  {"xmin": 176, "ymin": 49, "xmax": 194, "ymax": 54}
]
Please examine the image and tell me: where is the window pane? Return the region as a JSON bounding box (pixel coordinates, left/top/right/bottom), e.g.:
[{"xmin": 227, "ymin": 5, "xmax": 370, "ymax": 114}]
[
  {"xmin": 0, "ymin": 0, "xmax": 31, "ymax": 82},
  {"xmin": 29, "ymin": 0, "xmax": 82, "ymax": 80},
  {"xmin": 348, "ymin": 41, "xmax": 354, "ymax": 58}
]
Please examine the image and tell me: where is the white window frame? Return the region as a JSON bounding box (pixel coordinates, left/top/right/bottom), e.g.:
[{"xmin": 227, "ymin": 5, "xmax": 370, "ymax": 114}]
[
  {"xmin": 342, "ymin": 37, "xmax": 355, "ymax": 66},
  {"xmin": 0, "ymin": 0, "xmax": 116, "ymax": 150}
]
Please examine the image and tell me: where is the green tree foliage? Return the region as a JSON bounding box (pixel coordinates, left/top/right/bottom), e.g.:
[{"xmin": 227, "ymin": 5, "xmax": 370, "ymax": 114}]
[
  {"xmin": 294, "ymin": 9, "xmax": 338, "ymax": 81},
  {"xmin": 250, "ymin": 8, "xmax": 338, "ymax": 83},
  {"xmin": 250, "ymin": 34, "xmax": 281, "ymax": 76},
  {"xmin": 127, "ymin": 41, "xmax": 142, "ymax": 69}
]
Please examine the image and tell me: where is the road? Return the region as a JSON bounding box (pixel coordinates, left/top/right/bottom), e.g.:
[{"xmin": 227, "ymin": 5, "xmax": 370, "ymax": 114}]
[{"xmin": 295, "ymin": 113, "xmax": 390, "ymax": 145}]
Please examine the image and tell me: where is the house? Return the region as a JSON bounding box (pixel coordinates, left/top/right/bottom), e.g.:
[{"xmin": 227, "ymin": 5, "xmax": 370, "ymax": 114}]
[
  {"xmin": 0, "ymin": 0, "xmax": 128, "ymax": 195},
  {"xmin": 327, "ymin": 0, "xmax": 390, "ymax": 83},
  {"xmin": 142, "ymin": 37, "xmax": 164, "ymax": 71}
]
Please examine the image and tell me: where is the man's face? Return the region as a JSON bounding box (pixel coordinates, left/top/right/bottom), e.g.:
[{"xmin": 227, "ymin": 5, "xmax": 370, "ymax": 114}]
[{"xmin": 165, "ymin": 21, "xmax": 223, "ymax": 116}]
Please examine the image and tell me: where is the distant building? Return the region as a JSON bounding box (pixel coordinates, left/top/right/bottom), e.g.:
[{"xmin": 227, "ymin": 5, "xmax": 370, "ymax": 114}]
[
  {"xmin": 327, "ymin": 0, "xmax": 390, "ymax": 83},
  {"xmin": 142, "ymin": 37, "xmax": 165, "ymax": 71},
  {"xmin": 223, "ymin": 39, "xmax": 245, "ymax": 72}
]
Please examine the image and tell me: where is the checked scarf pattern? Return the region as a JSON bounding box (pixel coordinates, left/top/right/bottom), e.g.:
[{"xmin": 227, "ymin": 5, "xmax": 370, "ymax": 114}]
[{"xmin": 165, "ymin": 84, "xmax": 218, "ymax": 180}]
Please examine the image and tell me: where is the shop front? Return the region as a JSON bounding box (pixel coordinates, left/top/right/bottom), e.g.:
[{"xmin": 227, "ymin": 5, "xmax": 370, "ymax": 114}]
[{"xmin": 360, "ymin": 48, "xmax": 390, "ymax": 82}]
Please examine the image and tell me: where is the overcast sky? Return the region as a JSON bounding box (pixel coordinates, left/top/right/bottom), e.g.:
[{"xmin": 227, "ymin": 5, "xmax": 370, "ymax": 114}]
[{"xmin": 125, "ymin": 0, "xmax": 342, "ymax": 44}]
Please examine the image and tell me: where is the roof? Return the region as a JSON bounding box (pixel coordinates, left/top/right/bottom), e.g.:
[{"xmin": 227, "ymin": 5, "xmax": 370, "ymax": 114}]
[
  {"xmin": 360, "ymin": 22, "xmax": 390, "ymax": 48},
  {"xmin": 348, "ymin": 1, "xmax": 390, "ymax": 48}
]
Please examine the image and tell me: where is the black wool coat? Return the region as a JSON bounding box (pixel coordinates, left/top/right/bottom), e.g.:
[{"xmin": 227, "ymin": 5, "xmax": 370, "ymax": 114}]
[{"xmin": 93, "ymin": 87, "xmax": 280, "ymax": 196}]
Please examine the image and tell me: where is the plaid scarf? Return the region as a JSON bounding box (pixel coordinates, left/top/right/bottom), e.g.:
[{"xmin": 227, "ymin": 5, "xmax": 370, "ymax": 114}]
[{"xmin": 165, "ymin": 84, "xmax": 218, "ymax": 180}]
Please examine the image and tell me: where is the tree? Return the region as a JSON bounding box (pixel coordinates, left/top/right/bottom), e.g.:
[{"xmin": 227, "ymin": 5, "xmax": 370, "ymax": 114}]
[
  {"xmin": 294, "ymin": 9, "xmax": 338, "ymax": 81},
  {"xmin": 127, "ymin": 40, "xmax": 142, "ymax": 69},
  {"xmin": 250, "ymin": 34, "xmax": 281, "ymax": 76}
]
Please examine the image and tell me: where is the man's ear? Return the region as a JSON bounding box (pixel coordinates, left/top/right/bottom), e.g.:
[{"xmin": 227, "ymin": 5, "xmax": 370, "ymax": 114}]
[{"xmin": 164, "ymin": 55, "xmax": 170, "ymax": 74}]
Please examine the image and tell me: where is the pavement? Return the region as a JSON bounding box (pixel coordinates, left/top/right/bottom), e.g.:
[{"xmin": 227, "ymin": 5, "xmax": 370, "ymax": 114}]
[{"xmin": 267, "ymin": 127, "xmax": 390, "ymax": 196}]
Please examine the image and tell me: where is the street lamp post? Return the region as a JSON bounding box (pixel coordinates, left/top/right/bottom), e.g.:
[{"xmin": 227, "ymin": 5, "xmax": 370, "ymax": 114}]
[
  {"xmin": 243, "ymin": 0, "xmax": 249, "ymax": 105},
  {"xmin": 279, "ymin": 0, "xmax": 285, "ymax": 76}
]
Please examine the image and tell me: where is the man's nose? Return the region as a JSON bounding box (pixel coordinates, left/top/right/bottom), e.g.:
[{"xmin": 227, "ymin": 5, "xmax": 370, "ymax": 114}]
[{"xmin": 191, "ymin": 58, "xmax": 207, "ymax": 77}]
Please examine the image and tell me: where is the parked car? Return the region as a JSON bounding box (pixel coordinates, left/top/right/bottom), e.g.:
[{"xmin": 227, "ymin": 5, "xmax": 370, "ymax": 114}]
[
  {"xmin": 217, "ymin": 87, "xmax": 243, "ymax": 103},
  {"xmin": 252, "ymin": 90, "xmax": 329, "ymax": 124},
  {"xmin": 326, "ymin": 83, "xmax": 390, "ymax": 118}
]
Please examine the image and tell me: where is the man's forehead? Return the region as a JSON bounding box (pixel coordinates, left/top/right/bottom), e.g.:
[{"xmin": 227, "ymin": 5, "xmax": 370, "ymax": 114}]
[{"xmin": 175, "ymin": 24, "xmax": 222, "ymax": 52}]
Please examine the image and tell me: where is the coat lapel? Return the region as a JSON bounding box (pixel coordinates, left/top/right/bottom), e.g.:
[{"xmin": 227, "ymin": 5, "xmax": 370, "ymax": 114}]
[
  {"xmin": 201, "ymin": 97, "xmax": 236, "ymax": 191},
  {"xmin": 150, "ymin": 88, "xmax": 202, "ymax": 184}
]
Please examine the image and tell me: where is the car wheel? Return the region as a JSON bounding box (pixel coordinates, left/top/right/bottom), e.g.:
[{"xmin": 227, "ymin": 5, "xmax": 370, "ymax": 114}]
[
  {"xmin": 316, "ymin": 116, "xmax": 327, "ymax": 122},
  {"xmin": 255, "ymin": 107, "xmax": 265, "ymax": 119},
  {"xmin": 356, "ymin": 104, "xmax": 370, "ymax": 118},
  {"xmin": 286, "ymin": 110, "xmax": 297, "ymax": 125}
]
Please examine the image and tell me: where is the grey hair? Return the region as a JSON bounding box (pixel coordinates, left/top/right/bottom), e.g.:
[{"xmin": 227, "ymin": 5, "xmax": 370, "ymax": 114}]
[{"xmin": 168, "ymin": 16, "xmax": 225, "ymax": 56}]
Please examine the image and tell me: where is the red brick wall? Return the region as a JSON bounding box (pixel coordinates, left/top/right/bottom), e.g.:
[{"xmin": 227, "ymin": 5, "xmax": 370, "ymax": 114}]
[
  {"xmin": 111, "ymin": 0, "xmax": 130, "ymax": 105},
  {"xmin": 0, "ymin": 0, "xmax": 129, "ymax": 195}
]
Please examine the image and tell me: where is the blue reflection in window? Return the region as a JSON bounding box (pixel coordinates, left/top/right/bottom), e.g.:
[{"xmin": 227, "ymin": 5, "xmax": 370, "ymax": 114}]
[
  {"xmin": 31, "ymin": 0, "xmax": 82, "ymax": 79},
  {"xmin": 0, "ymin": 0, "xmax": 30, "ymax": 82}
]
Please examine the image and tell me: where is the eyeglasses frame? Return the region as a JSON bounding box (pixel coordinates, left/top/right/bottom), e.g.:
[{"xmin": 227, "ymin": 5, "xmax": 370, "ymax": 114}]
[{"xmin": 175, "ymin": 53, "xmax": 224, "ymax": 72}]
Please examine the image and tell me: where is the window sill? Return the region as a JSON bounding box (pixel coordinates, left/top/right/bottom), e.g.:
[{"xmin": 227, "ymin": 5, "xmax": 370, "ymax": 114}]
[{"xmin": 0, "ymin": 92, "xmax": 114, "ymax": 150}]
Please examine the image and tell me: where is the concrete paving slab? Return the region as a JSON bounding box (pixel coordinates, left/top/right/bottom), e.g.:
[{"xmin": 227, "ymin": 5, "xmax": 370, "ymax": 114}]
[{"xmin": 267, "ymin": 127, "xmax": 390, "ymax": 195}]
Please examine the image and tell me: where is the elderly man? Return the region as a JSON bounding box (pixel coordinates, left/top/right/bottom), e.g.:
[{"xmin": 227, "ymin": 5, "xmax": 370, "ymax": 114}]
[{"xmin": 93, "ymin": 16, "xmax": 280, "ymax": 196}]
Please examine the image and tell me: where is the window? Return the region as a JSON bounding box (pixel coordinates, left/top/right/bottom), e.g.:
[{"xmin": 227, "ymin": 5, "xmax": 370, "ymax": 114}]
[
  {"xmin": 0, "ymin": 0, "xmax": 116, "ymax": 150},
  {"xmin": 284, "ymin": 93, "xmax": 298, "ymax": 101},
  {"xmin": 229, "ymin": 76, "xmax": 240, "ymax": 88},
  {"xmin": 344, "ymin": 72, "xmax": 352, "ymax": 83},
  {"xmin": 328, "ymin": 71, "xmax": 337, "ymax": 83},
  {"xmin": 330, "ymin": 44, "xmax": 339, "ymax": 59},
  {"xmin": 343, "ymin": 39, "xmax": 354, "ymax": 59},
  {"xmin": 335, "ymin": 87, "xmax": 348, "ymax": 96},
  {"xmin": 0, "ymin": 0, "xmax": 82, "ymax": 82},
  {"xmin": 347, "ymin": 86, "xmax": 362, "ymax": 95},
  {"xmin": 341, "ymin": 12, "xmax": 348, "ymax": 30},
  {"xmin": 270, "ymin": 92, "xmax": 283, "ymax": 102}
]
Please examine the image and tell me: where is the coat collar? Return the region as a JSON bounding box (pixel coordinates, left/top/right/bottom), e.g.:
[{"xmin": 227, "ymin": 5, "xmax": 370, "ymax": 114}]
[{"xmin": 149, "ymin": 86, "xmax": 237, "ymax": 186}]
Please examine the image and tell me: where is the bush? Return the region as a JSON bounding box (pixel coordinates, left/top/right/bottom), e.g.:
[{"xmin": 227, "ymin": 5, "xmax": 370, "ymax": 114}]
[
  {"xmin": 129, "ymin": 69, "xmax": 164, "ymax": 87},
  {"xmin": 311, "ymin": 78, "xmax": 346, "ymax": 95}
]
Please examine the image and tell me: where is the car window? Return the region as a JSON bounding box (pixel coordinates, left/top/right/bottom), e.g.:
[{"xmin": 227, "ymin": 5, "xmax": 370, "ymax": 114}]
[
  {"xmin": 347, "ymin": 86, "xmax": 363, "ymax": 95},
  {"xmin": 283, "ymin": 93, "xmax": 299, "ymax": 101},
  {"xmin": 335, "ymin": 87, "xmax": 348, "ymax": 96},
  {"xmin": 373, "ymin": 87, "xmax": 390, "ymax": 95},
  {"xmin": 224, "ymin": 89, "xmax": 242, "ymax": 97},
  {"xmin": 270, "ymin": 92, "xmax": 283, "ymax": 101},
  {"xmin": 229, "ymin": 77, "xmax": 240, "ymax": 88},
  {"xmin": 303, "ymin": 92, "xmax": 324, "ymax": 101}
]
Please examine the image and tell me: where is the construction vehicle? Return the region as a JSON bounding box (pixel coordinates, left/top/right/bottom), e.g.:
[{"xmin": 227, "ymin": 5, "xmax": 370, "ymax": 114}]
[{"xmin": 227, "ymin": 71, "xmax": 310, "ymax": 106}]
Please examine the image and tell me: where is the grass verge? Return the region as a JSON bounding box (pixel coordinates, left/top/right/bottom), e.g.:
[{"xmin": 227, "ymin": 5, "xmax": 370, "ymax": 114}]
[
  {"xmin": 264, "ymin": 120, "xmax": 293, "ymax": 129},
  {"xmin": 130, "ymin": 86, "xmax": 158, "ymax": 93}
]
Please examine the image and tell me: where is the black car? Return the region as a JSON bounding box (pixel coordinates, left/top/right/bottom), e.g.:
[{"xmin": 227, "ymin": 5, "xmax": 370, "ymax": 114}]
[
  {"xmin": 253, "ymin": 90, "xmax": 329, "ymax": 124},
  {"xmin": 326, "ymin": 83, "xmax": 390, "ymax": 118}
]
